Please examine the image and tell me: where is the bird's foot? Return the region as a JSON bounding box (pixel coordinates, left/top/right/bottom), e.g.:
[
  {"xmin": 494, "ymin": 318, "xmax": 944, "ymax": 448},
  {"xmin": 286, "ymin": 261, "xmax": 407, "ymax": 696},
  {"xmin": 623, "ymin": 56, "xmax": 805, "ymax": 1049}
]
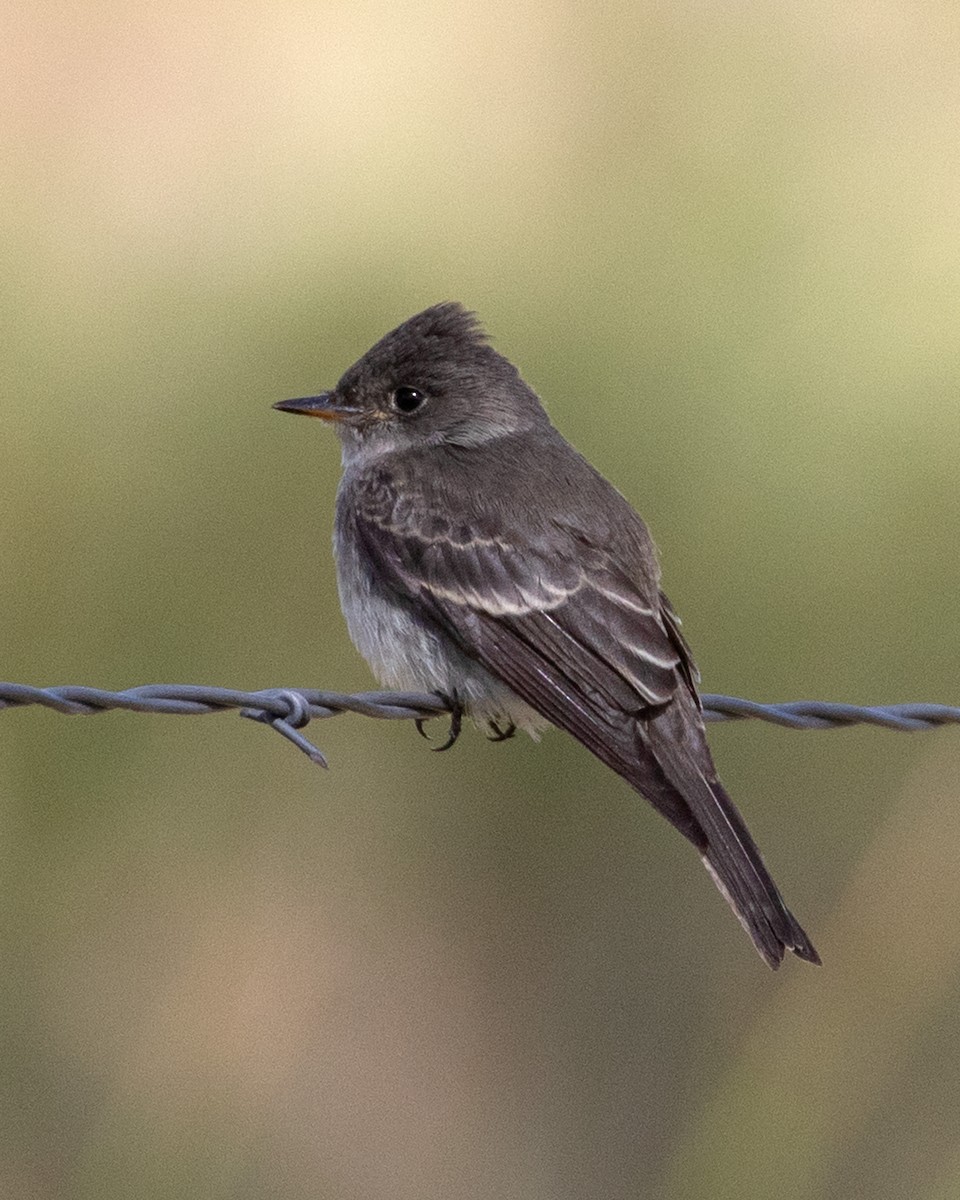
[
  {"xmin": 485, "ymin": 718, "xmax": 516, "ymax": 743},
  {"xmin": 415, "ymin": 691, "xmax": 463, "ymax": 752}
]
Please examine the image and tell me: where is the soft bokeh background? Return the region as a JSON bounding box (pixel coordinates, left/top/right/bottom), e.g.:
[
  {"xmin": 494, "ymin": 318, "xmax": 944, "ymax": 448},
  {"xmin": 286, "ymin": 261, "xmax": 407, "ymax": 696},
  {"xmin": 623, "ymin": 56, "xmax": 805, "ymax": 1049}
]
[{"xmin": 3, "ymin": 3, "xmax": 960, "ymax": 1197}]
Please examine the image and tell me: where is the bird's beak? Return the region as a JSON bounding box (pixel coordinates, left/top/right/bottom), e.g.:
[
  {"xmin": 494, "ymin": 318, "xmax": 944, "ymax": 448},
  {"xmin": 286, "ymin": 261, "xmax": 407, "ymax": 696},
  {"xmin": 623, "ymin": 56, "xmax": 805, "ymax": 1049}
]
[{"xmin": 273, "ymin": 392, "xmax": 363, "ymax": 422}]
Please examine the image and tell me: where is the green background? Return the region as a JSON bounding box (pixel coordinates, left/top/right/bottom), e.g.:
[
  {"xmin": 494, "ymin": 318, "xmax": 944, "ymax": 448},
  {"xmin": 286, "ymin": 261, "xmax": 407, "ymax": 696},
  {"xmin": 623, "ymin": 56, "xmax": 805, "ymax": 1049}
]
[{"xmin": 3, "ymin": 4, "xmax": 960, "ymax": 1197}]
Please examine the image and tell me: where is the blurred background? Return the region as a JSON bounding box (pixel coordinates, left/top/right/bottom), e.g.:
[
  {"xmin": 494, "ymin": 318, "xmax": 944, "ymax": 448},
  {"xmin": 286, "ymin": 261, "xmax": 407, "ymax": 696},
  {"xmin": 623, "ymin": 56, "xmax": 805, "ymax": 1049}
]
[{"xmin": 3, "ymin": 2, "xmax": 960, "ymax": 1197}]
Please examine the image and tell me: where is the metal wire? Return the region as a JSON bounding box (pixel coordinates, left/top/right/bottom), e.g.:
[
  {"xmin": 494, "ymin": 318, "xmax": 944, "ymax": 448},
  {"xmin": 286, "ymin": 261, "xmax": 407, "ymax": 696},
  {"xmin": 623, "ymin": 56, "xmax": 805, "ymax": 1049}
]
[{"xmin": 0, "ymin": 681, "xmax": 956, "ymax": 767}]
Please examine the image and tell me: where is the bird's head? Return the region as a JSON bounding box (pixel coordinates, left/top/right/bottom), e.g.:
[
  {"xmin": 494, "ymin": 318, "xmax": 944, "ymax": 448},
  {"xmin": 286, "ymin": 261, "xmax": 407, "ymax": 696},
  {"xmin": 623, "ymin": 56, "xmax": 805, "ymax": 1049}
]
[{"xmin": 274, "ymin": 303, "xmax": 550, "ymax": 463}]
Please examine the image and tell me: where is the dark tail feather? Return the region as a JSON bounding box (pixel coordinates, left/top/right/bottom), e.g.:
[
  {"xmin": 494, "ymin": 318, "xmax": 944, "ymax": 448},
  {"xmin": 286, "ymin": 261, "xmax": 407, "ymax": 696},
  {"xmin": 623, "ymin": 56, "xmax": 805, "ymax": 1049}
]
[
  {"xmin": 492, "ymin": 657, "xmax": 820, "ymax": 967},
  {"xmin": 637, "ymin": 708, "xmax": 820, "ymax": 969},
  {"xmin": 694, "ymin": 775, "xmax": 820, "ymax": 969}
]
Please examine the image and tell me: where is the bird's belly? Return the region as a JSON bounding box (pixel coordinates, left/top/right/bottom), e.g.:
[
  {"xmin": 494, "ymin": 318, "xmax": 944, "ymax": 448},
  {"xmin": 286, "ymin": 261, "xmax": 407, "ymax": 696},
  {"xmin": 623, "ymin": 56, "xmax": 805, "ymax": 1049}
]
[{"xmin": 335, "ymin": 533, "xmax": 547, "ymax": 735}]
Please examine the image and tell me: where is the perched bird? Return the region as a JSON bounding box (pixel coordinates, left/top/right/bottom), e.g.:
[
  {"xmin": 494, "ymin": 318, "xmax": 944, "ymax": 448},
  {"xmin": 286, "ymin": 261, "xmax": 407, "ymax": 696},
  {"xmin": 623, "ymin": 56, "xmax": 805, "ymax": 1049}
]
[{"xmin": 275, "ymin": 303, "xmax": 819, "ymax": 968}]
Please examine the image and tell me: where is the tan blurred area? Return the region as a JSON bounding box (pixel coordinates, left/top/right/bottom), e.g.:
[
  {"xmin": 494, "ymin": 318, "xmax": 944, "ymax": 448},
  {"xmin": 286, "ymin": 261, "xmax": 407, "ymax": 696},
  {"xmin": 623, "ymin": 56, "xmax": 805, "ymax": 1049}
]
[{"xmin": 3, "ymin": 3, "xmax": 960, "ymax": 1198}]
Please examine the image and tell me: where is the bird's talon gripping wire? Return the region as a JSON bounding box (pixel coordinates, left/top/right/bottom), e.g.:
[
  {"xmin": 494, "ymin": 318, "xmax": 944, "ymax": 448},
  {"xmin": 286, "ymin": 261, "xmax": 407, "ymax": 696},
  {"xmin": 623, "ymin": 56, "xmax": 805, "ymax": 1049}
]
[{"xmin": 416, "ymin": 691, "xmax": 463, "ymax": 751}]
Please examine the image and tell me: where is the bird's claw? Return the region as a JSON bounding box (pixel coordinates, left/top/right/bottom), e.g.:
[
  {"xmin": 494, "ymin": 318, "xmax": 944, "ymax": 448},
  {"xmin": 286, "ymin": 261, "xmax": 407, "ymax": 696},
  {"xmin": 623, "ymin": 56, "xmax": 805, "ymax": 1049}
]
[
  {"xmin": 485, "ymin": 718, "xmax": 516, "ymax": 742},
  {"xmin": 415, "ymin": 692, "xmax": 463, "ymax": 751},
  {"xmin": 432, "ymin": 694, "xmax": 463, "ymax": 751}
]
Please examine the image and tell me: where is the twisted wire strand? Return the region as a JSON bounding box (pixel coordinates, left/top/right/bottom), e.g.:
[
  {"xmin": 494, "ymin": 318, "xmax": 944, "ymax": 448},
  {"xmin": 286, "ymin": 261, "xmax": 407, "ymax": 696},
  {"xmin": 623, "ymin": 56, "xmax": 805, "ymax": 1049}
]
[{"xmin": 0, "ymin": 681, "xmax": 956, "ymax": 767}]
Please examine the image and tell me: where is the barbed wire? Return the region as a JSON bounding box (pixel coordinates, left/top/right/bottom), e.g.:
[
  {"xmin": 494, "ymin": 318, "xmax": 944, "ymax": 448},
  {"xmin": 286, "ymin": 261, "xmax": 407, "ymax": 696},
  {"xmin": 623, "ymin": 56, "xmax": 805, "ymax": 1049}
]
[{"xmin": 1, "ymin": 681, "xmax": 957, "ymax": 768}]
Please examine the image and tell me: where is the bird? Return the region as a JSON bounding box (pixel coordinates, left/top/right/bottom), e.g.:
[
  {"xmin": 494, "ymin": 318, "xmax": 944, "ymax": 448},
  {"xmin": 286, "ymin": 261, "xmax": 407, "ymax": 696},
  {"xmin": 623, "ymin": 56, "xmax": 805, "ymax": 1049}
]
[{"xmin": 274, "ymin": 302, "xmax": 819, "ymax": 969}]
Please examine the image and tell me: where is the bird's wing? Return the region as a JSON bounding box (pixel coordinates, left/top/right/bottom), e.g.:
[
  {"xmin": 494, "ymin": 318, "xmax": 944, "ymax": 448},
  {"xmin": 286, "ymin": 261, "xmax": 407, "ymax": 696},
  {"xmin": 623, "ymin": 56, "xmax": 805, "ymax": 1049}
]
[
  {"xmin": 347, "ymin": 475, "xmax": 703, "ymax": 838},
  {"xmin": 351, "ymin": 478, "xmax": 686, "ymax": 697}
]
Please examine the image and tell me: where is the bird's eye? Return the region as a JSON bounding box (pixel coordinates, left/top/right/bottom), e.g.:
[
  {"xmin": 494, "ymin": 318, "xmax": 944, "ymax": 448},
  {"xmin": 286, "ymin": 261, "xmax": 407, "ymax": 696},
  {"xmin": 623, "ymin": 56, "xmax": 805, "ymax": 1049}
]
[{"xmin": 392, "ymin": 386, "xmax": 426, "ymax": 414}]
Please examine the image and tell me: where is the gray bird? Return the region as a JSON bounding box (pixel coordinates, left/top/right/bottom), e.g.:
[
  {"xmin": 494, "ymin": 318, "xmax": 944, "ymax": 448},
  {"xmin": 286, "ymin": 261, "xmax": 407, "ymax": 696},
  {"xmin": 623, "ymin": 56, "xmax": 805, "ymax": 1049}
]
[{"xmin": 275, "ymin": 303, "xmax": 819, "ymax": 969}]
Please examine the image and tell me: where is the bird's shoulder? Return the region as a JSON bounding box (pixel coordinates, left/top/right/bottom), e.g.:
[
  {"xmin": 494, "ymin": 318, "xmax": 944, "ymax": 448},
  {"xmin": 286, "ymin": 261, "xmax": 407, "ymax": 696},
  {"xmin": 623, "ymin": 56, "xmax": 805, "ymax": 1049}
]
[{"xmin": 341, "ymin": 429, "xmax": 658, "ymax": 574}]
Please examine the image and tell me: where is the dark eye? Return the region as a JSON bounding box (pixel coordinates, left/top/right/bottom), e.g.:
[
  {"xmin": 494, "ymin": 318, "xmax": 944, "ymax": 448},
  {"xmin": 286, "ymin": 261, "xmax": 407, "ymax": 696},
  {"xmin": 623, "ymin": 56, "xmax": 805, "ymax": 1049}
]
[{"xmin": 392, "ymin": 386, "xmax": 426, "ymax": 414}]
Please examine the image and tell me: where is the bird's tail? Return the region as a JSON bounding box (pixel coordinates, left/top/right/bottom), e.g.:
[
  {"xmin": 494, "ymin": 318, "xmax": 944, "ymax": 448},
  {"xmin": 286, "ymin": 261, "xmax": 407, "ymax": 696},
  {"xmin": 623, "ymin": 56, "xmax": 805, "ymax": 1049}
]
[
  {"xmin": 635, "ymin": 705, "xmax": 820, "ymax": 969},
  {"xmin": 695, "ymin": 776, "xmax": 820, "ymax": 969},
  {"xmin": 508, "ymin": 668, "xmax": 819, "ymax": 967}
]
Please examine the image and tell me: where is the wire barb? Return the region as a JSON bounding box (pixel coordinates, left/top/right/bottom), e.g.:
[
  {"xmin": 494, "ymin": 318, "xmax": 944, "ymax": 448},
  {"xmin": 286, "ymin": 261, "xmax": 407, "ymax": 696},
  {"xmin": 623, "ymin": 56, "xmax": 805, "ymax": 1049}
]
[
  {"xmin": 0, "ymin": 682, "xmax": 957, "ymax": 768},
  {"xmin": 239, "ymin": 689, "xmax": 329, "ymax": 768}
]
